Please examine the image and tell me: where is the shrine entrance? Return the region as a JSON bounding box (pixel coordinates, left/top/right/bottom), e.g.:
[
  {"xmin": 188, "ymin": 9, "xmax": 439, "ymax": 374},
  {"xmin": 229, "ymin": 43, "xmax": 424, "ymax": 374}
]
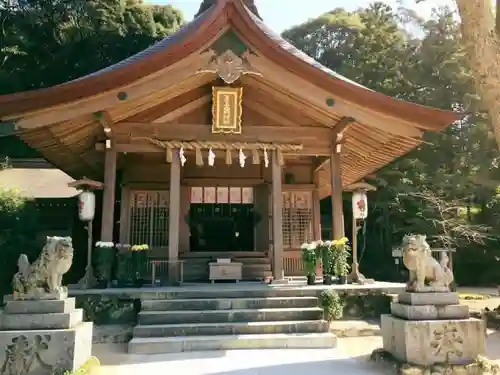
[{"xmin": 187, "ymin": 187, "xmax": 259, "ymax": 252}]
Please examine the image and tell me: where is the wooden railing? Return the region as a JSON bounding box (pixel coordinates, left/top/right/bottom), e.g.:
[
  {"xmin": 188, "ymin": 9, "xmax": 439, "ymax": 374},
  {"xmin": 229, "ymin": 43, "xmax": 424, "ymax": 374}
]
[{"xmin": 283, "ymin": 250, "xmax": 304, "ymax": 276}]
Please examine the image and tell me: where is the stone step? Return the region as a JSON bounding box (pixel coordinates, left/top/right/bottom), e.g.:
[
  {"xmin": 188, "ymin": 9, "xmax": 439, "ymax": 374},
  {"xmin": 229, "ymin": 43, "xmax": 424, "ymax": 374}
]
[
  {"xmin": 134, "ymin": 320, "xmax": 329, "ymax": 337},
  {"xmin": 128, "ymin": 332, "xmax": 337, "ymax": 354},
  {"xmin": 137, "ymin": 288, "xmax": 321, "ymax": 300},
  {"xmin": 138, "ymin": 307, "xmax": 323, "ymax": 325},
  {"xmin": 142, "ymin": 296, "xmax": 318, "ymax": 311}
]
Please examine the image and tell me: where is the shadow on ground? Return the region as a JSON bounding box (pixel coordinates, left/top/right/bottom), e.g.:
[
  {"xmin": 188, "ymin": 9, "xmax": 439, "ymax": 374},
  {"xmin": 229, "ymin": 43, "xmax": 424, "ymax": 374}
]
[{"xmin": 92, "ymin": 345, "xmax": 384, "ymax": 375}]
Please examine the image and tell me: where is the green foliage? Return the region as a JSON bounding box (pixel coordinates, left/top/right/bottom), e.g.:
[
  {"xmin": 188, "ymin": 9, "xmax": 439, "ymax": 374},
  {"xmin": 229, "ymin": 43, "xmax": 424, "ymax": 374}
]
[
  {"xmin": 75, "ymin": 295, "xmax": 137, "ymax": 325},
  {"xmin": 319, "ymin": 290, "xmax": 344, "ymax": 321},
  {"xmin": 284, "ymin": 3, "xmax": 500, "ymax": 284},
  {"xmin": 0, "ymin": 0, "xmax": 184, "ymax": 94},
  {"xmin": 115, "ymin": 250, "xmax": 133, "ymax": 283},
  {"xmin": 333, "ymin": 242, "xmax": 351, "ymax": 277},
  {"xmin": 62, "ymin": 356, "xmax": 100, "ymax": 375},
  {"xmin": 95, "ymin": 247, "xmax": 115, "ymax": 282},
  {"xmin": 0, "ymin": 187, "xmax": 41, "ymax": 296},
  {"xmin": 300, "ymin": 244, "xmax": 317, "ymax": 276},
  {"xmin": 319, "ymin": 242, "xmax": 335, "ymax": 276}
]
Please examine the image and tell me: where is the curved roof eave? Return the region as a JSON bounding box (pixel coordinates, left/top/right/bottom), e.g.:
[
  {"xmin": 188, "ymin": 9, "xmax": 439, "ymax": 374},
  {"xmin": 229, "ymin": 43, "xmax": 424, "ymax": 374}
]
[
  {"xmin": 232, "ymin": 2, "xmax": 463, "ymax": 131},
  {"xmin": 0, "ymin": 3, "xmax": 227, "ymax": 118}
]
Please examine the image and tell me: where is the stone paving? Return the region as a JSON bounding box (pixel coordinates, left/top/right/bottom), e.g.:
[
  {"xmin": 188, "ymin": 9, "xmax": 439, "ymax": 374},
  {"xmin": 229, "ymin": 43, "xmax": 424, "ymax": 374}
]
[
  {"xmin": 93, "ymin": 329, "xmax": 500, "ymax": 375},
  {"xmin": 93, "ymin": 341, "xmax": 387, "ymax": 375}
]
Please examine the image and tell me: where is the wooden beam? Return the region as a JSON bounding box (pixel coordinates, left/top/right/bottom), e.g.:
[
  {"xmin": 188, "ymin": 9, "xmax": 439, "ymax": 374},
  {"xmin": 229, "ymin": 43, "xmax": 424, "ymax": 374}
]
[
  {"xmin": 152, "ymin": 95, "xmax": 211, "ymax": 123},
  {"xmin": 314, "ymin": 157, "xmax": 330, "ymax": 172},
  {"xmin": 333, "ymin": 116, "xmax": 355, "ymax": 135},
  {"xmin": 93, "ymin": 111, "xmax": 115, "ymax": 137},
  {"xmin": 95, "ymin": 141, "xmax": 332, "ymax": 156},
  {"xmin": 11, "ymin": 53, "xmax": 213, "ymax": 129},
  {"xmin": 116, "ymin": 122, "xmax": 335, "ymax": 145}
]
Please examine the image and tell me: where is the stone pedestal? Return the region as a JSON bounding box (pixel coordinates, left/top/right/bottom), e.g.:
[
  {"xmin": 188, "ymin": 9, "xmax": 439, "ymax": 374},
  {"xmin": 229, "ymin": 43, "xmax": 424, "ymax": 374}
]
[
  {"xmin": 381, "ymin": 292, "xmax": 486, "ymax": 366},
  {"xmin": 0, "ymin": 296, "xmax": 93, "ymax": 375}
]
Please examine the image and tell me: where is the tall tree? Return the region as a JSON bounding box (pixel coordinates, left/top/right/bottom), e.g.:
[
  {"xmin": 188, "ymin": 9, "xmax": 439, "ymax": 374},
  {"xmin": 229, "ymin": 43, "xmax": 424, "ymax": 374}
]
[
  {"xmin": 417, "ymin": 0, "xmax": 500, "ymax": 151},
  {"xmin": 0, "ymin": 0, "xmax": 184, "ymax": 93},
  {"xmin": 284, "ymin": 3, "xmax": 499, "ymax": 283}
]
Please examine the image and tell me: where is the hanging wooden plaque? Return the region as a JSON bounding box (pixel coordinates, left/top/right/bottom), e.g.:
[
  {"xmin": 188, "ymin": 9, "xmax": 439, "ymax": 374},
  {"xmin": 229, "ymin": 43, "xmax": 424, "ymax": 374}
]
[{"xmin": 212, "ymin": 86, "xmax": 243, "ymax": 134}]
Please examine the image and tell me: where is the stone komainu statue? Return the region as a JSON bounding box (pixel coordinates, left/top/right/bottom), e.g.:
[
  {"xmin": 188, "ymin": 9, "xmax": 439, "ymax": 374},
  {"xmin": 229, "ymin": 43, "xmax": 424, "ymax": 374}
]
[
  {"xmin": 12, "ymin": 236, "xmax": 74, "ymax": 300},
  {"xmin": 401, "ymin": 234, "xmax": 454, "ymax": 292}
]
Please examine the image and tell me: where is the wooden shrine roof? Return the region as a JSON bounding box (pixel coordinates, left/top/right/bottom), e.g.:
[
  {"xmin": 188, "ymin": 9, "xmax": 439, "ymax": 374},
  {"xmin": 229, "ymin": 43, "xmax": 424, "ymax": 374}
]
[
  {"xmin": 0, "ymin": 0, "xmax": 463, "ymax": 198},
  {"xmin": 0, "ymin": 161, "xmax": 79, "ymax": 198}
]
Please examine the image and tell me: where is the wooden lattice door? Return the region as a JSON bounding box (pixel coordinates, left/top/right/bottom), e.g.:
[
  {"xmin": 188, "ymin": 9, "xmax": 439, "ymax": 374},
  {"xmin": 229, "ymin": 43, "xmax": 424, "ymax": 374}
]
[{"xmin": 129, "ymin": 190, "xmax": 170, "ymax": 247}]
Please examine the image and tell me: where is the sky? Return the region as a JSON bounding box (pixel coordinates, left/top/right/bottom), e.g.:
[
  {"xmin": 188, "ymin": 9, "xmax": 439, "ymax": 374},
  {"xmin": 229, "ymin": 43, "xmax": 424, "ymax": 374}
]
[{"xmin": 153, "ymin": 0, "xmax": 456, "ymax": 33}]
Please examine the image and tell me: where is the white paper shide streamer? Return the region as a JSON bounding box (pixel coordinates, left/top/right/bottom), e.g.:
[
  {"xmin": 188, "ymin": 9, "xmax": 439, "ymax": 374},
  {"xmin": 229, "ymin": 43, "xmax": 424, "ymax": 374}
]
[
  {"xmin": 263, "ymin": 148, "xmax": 269, "ymax": 168},
  {"xmin": 208, "ymin": 148, "xmax": 216, "ymax": 167},
  {"xmin": 179, "ymin": 148, "xmax": 187, "ymax": 166},
  {"xmin": 239, "ymin": 148, "xmax": 246, "ymax": 168}
]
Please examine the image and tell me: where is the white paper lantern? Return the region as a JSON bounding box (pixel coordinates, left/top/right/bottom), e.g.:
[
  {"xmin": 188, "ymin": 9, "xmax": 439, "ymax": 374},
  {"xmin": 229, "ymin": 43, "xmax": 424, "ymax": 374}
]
[
  {"xmin": 352, "ymin": 190, "xmax": 368, "ymax": 220},
  {"xmin": 78, "ymin": 191, "xmax": 95, "ymax": 221}
]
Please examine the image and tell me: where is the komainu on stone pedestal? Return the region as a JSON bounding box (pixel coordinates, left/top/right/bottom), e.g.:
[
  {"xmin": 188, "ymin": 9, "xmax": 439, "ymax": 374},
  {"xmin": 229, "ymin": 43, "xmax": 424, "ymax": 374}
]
[
  {"xmin": 402, "ymin": 234, "xmax": 454, "ymax": 292},
  {"xmin": 12, "ymin": 236, "xmax": 74, "ymax": 300},
  {"xmin": 0, "ymin": 235, "xmax": 93, "ymax": 375}
]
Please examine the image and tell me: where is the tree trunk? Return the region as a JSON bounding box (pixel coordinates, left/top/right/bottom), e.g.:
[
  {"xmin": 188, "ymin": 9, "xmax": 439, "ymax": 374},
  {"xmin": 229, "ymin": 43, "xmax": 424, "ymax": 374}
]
[{"xmin": 455, "ymin": 0, "xmax": 500, "ymax": 150}]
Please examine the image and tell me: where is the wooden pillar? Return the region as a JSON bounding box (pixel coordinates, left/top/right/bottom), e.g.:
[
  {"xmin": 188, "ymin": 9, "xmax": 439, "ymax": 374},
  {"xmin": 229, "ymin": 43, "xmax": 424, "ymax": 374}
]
[
  {"xmin": 330, "ymin": 146, "xmax": 344, "ymax": 239},
  {"xmin": 168, "ymin": 150, "xmax": 181, "ymax": 281},
  {"xmin": 313, "ymin": 174, "xmax": 322, "ymax": 240},
  {"xmin": 179, "ymin": 185, "xmax": 190, "ymax": 253},
  {"xmin": 118, "ymin": 186, "xmax": 130, "ymax": 245},
  {"xmin": 254, "ymin": 184, "xmax": 270, "ymax": 251},
  {"xmin": 100, "ymin": 147, "xmax": 117, "ymax": 242},
  {"xmin": 271, "ymin": 150, "xmax": 284, "ymax": 280}
]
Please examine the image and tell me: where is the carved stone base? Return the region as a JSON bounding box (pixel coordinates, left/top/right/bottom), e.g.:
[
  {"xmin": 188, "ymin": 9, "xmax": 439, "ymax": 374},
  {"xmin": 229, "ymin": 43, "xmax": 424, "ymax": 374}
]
[
  {"xmin": 0, "ymin": 298, "xmax": 83, "ymax": 330},
  {"xmin": 0, "ymin": 322, "xmax": 93, "ymax": 375},
  {"xmin": 371, "ymin": 348, "xmax": 500, "ymax": 375},
  {"xmin": 0, "ymin": 297, "xmax": 93, "ymax": 374},
  {"xmin": 406, "ymin": 285, "xmax": 450, "ymax": 293},
  {"xmin": 10, "ymin": 288, "xmax": 68, "ymax": 301},
  {"xmin": 381, "ymin": 314, "xmax": 486, "ymax": 366},
  {"xmin": 391, "ymin": 302, "xmax": 469, "ymax": 320},
  {"xmin": 398, "ymin": 291, "xmax": 459, "ymax": 306}
]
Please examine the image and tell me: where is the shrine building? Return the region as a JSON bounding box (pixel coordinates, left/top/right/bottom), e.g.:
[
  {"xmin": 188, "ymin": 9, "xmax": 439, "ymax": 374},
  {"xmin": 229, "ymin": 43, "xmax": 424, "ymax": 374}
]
[{"xmin": 0, "ymin": 0, "xmax": 461, "ymax": 282}]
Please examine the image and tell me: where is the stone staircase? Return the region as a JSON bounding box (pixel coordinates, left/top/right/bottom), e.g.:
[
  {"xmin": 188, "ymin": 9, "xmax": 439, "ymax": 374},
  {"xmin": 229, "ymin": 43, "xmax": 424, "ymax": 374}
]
[
  {"xmin": 128, "ymin": 287, "xmax": 337, "ymax": 354},
  {"xmin": 181, "ymin": 251, "xmax": 272, "ymax": 282}
]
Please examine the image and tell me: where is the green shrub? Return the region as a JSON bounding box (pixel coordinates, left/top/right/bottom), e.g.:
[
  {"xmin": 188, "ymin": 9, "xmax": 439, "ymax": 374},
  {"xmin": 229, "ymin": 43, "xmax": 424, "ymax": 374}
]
[
  {"xmin": 0, "ymin": 187, "xmax": 41, "ymax": 296},
  {"xmin": 319, "ymin": 290, "xmax": 345, "ymax": 321}
]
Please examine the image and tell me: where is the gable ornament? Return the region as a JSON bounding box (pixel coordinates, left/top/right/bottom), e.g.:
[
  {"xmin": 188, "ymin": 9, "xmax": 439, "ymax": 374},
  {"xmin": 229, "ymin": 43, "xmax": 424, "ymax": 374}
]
[{"xmin": 198, "ymin": 49, "xmax": 262, "ymax": 84}]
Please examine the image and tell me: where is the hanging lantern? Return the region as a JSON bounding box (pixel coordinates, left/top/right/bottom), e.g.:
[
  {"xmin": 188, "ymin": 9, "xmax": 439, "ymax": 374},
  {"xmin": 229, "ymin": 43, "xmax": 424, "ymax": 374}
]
[
  {"xmin": 78, "ymin": 191, "xmax": 95, "ymax": 222},
  {"xmin": 352, "ymin": 190, "xmax": 368, "ymax": 220}
]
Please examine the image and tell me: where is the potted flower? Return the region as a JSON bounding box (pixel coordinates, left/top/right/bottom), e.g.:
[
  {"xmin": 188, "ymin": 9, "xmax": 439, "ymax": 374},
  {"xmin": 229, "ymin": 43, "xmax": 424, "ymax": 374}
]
[
  {"xmin": 115, "ymin": 244, "xmax": 133, "ymax": 287},
  {"xmin": 319, "ymin": 241, "xmax": 334, "ymax": 285},
  {"xmin": 131, "ymin": 244, "xmax": 149, "ymax": 287},
  {"xmin": 301, "ymin": 242, "xmax": 317, "ymax": 285},
  {"xmin": 94, "ymin": 241, "xmax": 115, "ymax": 288},
  {"xmin": 333, "ymin": 237, "xmax": 351, "ymax": 284}
]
